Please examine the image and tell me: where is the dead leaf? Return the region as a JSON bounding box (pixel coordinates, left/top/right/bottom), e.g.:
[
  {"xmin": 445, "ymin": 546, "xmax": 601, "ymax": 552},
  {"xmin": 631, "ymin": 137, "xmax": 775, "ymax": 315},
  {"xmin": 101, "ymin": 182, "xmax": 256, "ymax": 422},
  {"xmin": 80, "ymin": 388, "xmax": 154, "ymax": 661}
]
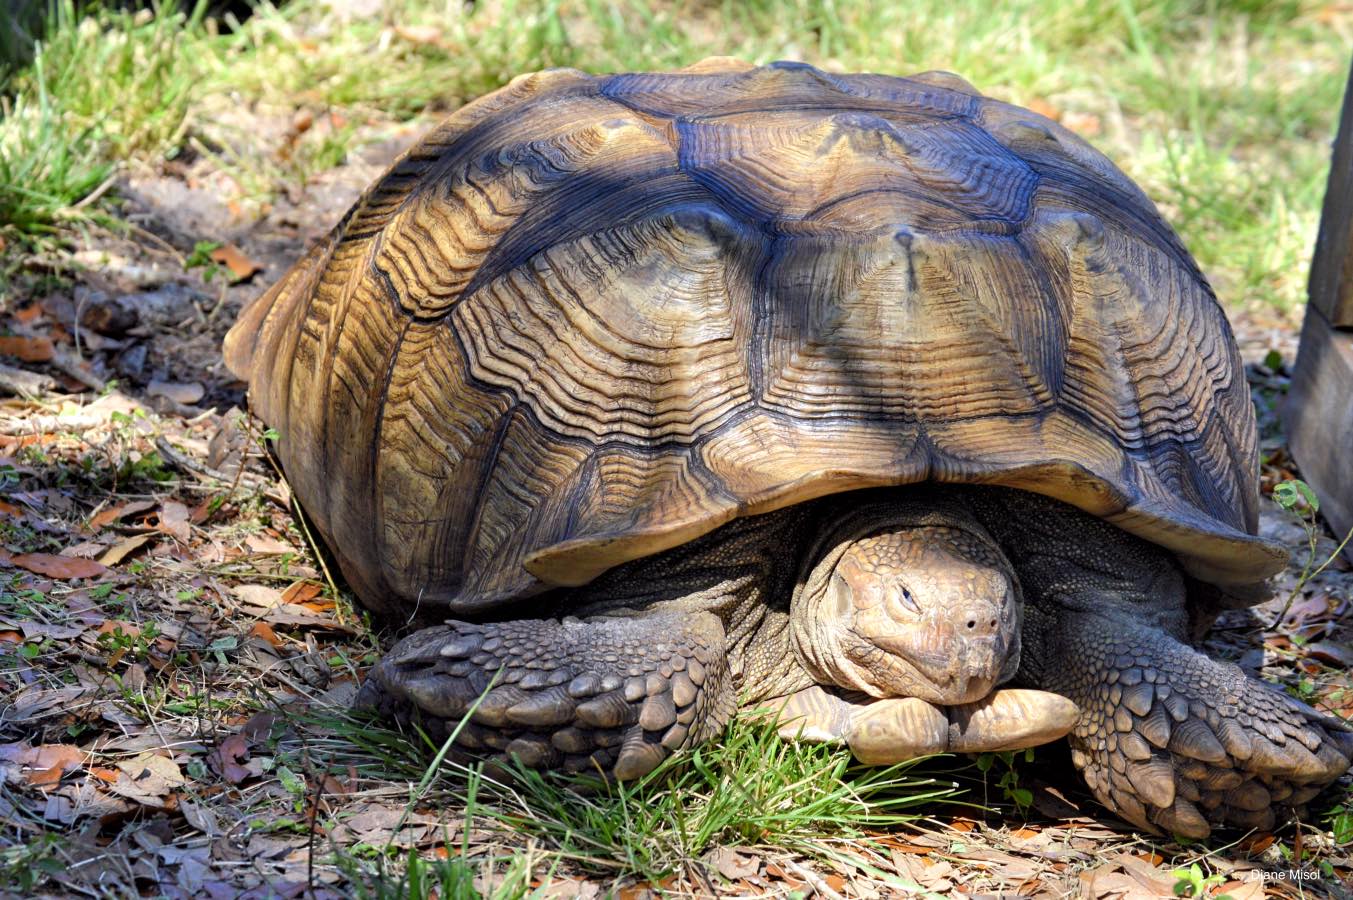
[
  {"xmin": 249, "ymin": 621, "xmax": 283, "ymax": 647},
  {"xmin": 281, "ymin": 581, "xmax": 322, "ymax": 605},
  {"xmin": 1215, "ymin": 879, "xmax": 1264, "ymax": 900},
  {"xmin": 1281, "ymin": 593, "xmax": 1333, "ymax": 626},
  {"xmin": 108, "ymin": 751, "xmax": 185, "ymax": 807},
  {"xmin": 233, "ymin": 584, "xmax": 284, "ymax": 609},
  {"xmin": 207, "ymin": 733, "xmax": 252, "ymax": 784},
  {"xmin": 707, "ymin": 847, "xmax": 760, "ymax": 880},
  {"xmin": 181, "ymin": 799, "xmax": 222, "ymax": 836},
  {"xmin": 1304, "ymin": 641, "xmax": 1353, "ymax": 667},
  {"xmin": 1240, "ymin": 833, "xmax": 1275, "ymax": 854},
  {"xmin": 59, "ymin": 539, "xmax": 104, "ymax": 558},
  {"xmin": 0, "ymin": 742, "xmax": 85, "ymax": 789},
  {"xmin": 241, "ymin": 710, "xmax": 278, "ymax": 741},
  {"xmin": 764, "ymin": 862, "xmax": 803, "ymax": 888},
  {"xmin": 98, "ymin": 533, "xmax": 153, "ymax": 566},
  {"xmin": 0, "ymin": 550, "xmax": 107, "ymax": 580},
  {"xmin": 1115, "ymin": 852, "xmax": 1177, "ymax": 895},
  {"xmin": 244, "ymin": 533, "xmax": 295, "ymax": 555},
  {"xmin": 88, "ymin": 499, "xmax": 156, "ymax": 532},
  {"xmin": 0, "ymin": 335, "xmax": 55, "ymax": 362},
  {"xmin": 209, "ymin": 244, "xmax": 263, "ymax": 281},
  {"xmin": 147, "ymin": 380, "xmax": 206, "ymax": 406},
  {"xmin": 157, "ymin": 501, "xmax": 192, "ymax": 542},
  {"xmin": 19, "ymin": 620, "xmax": 87, "ymax": 641}
]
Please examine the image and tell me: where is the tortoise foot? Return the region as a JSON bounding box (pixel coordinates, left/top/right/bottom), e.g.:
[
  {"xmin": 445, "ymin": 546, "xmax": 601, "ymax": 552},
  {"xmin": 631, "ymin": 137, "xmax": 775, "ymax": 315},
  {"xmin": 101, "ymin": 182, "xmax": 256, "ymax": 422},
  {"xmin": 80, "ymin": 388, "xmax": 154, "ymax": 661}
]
[
  {"xmin": 357, "ymin": 611, "xmax": 734, "ymax": 779},
  {"xmin": 775, "ymin": 686, "xmax": 1077, "ymax": 764},
  {"xmin": 1054, "ymin": 614, "xmax": 1353, "ymax": 838}
]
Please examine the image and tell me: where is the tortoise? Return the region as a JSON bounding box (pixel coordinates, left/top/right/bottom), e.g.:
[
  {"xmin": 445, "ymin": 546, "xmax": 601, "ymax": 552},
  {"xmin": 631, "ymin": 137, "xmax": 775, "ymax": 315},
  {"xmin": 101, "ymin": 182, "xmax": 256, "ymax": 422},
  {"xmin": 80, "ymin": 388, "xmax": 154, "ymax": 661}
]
[{"xmin": 224, "ymin": 58, "xmax": 1353, "ymax": 837}]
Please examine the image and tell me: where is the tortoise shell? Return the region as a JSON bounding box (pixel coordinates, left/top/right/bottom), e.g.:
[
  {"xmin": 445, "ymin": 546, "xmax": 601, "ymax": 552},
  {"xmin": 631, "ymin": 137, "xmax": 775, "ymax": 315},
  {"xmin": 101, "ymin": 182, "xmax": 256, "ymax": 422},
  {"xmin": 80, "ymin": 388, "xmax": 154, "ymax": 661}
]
[{"xmin": 224, "ymin": 58, "xmax": 1285, "ymax": 616}]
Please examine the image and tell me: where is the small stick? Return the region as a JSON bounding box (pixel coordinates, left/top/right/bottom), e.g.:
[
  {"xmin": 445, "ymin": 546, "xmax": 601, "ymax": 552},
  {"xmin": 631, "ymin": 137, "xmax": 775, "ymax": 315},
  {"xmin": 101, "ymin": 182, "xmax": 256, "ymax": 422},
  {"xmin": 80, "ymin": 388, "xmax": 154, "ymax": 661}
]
[{"xmin": 0, "ymin": 362, "xmax": 57, "ymax": 398}]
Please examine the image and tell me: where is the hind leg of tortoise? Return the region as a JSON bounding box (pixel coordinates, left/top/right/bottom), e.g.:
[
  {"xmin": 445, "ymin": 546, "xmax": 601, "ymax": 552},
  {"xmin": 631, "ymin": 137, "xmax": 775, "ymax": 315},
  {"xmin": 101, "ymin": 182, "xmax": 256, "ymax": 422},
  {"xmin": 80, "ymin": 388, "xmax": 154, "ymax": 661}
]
[
  {"xmin": 355, "ymin": 610, "xmax": 738, "ymax": 780},
  {"xmin": 1035, "ymin": 610, "xmax": 1353, "ymax": 837}
]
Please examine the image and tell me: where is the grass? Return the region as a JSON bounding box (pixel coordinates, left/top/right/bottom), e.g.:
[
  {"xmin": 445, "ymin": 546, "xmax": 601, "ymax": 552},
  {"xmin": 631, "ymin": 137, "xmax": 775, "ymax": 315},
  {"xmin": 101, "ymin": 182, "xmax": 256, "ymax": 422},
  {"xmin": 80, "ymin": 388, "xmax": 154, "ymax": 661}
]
[
  {"xmin": 1, "ymin": 0, "xmax": 1350, "ymax": 311},
  {"xmin": 278, "ymin": 704, "xmax": 959, "ymax": 890}
]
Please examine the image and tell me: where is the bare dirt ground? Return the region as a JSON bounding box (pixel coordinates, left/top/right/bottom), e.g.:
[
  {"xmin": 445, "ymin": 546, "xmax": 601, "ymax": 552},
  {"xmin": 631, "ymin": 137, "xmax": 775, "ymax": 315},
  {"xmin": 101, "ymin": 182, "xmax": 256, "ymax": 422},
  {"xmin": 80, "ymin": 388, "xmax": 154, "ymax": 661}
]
[{"xmin": 1, "ymin": 122, "xmax": 1351, "ymax": 898}]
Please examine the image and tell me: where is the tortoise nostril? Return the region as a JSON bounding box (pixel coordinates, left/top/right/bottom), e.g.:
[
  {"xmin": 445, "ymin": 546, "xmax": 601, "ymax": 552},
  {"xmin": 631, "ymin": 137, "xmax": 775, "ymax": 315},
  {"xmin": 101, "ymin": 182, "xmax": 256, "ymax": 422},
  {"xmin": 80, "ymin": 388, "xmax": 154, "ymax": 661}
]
[{"xmin": 966, "ymin": 619, "xmax": 976, "ymax": 630}]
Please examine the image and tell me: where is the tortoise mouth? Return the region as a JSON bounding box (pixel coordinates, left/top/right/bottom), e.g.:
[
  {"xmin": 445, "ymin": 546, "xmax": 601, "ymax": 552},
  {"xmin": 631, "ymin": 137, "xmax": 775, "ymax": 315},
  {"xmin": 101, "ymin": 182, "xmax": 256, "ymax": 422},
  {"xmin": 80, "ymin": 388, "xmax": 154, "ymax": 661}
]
[{"xmin": 840, "ymin": 629, "xmax": 1009, "ymax": 704}]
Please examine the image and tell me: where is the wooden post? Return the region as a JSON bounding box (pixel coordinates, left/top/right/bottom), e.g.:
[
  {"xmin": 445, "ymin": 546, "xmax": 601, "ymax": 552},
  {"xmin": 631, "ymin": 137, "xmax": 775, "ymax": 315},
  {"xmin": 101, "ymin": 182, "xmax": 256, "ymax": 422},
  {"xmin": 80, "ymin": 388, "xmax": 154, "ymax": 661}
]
[{"xmin": 1285, "ymin": 57, "xmax": 1353, "ymax": 560}]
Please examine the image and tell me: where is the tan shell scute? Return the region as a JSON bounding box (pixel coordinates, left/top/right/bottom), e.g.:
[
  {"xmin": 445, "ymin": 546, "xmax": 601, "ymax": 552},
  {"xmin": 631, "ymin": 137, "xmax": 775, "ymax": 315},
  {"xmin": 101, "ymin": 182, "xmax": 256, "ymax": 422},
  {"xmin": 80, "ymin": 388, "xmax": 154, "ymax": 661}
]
[{"xmin": 224, "ymin": 60, "xmax": 1284, "ymax": 615}]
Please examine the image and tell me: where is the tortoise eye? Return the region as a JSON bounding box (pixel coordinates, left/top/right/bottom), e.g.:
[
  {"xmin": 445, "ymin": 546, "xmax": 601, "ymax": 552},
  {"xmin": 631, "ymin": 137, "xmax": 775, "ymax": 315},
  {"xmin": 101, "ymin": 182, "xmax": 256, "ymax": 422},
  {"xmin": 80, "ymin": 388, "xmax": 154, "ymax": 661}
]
[{"xmin": 896, "ymin": 585, "xmax": 920, "ymax": 615}]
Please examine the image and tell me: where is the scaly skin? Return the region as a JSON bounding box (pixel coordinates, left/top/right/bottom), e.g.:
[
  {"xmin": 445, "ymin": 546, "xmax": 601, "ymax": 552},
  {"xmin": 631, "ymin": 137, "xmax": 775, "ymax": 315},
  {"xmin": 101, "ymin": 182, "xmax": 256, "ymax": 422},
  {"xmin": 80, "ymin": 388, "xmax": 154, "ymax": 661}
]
[
  {"xmin": 969, "ymin": 487, "xmax": 1353, "ymax": 837},
  {"xmin": 358, "ymin": 486, "xmax": 1353, "ymax": 835},
  {"xmin": 357, "ymin": 493, "xmax": 1028, "ymax": 778}
]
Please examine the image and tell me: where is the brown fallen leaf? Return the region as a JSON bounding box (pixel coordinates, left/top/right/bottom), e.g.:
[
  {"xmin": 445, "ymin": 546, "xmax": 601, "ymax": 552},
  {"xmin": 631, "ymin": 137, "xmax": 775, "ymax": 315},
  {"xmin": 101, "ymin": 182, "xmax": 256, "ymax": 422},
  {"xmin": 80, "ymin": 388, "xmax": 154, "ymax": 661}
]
[
  {"xmin": 244, "ymin": 533, "xmax": 296, "ymax": 555},
  {"xmin": 98, "ymin": 533, "xmax": 154, "ymax": 566},
  {"xmin": 207, "ymin": 733, "xmax": 253, "ymax": 784},
  {"xmin": 1215, "ymin": 879, "xmax": 1265, "ymax": 900},
  {"xmin": 0, "ymin": 335, "xmax": 55, "ymax": 362},
  {"xmin": 249, "ymin": 621, "xmax": 284, "ymax": 648},
  {"xmin": 88, "ymin": 499, "xmax": 157, "ymax": 532},
  {"xmin": 209, "ymin": 244, "xmax": 263, "ymax": 281},
  {"xmin": 764, "ymin": 862, "xmax": 804, "ymax": 889},
  {"xmin": 157, "ymin": 500, "xmax": 192, "ymax": 542},
  {"xmin": 241, "ymin": 710, "xmax": 278, "ymax": 741},
  {"xmin": 0, "ymin": 550, "xmax": 107, "ymax": 580},
  {"xmin": 233, "ymin": 584, "xmax": 284, "ymax": 609},
  {"xmin": 107, "ymin": 751, "xmax": 185, "ymax": 807},
  {"xmin": 0, "ymin": 742, "xmax": 85, "ymax": 789},
  {"xmin": 1114, "ymin": 852, "xmax": 1178, "ymax": 895},
  {"xmin": 281, "ymin": 580, "xmax": 322, "ymax": 605},
  {"xmin": 1239, "ymin": 833, "xmax": 1275, "ymax": 854},
  {"xmin": 1303, "ymin": 641, "xmax": 1353, "ymax": 667},
  {"xmin": 707, "ymin": 846, "xmax": 760, "ymax": 880},
  {"xmin": 18, "ymin": 620, "xmax": 87, "ymax": 641}
]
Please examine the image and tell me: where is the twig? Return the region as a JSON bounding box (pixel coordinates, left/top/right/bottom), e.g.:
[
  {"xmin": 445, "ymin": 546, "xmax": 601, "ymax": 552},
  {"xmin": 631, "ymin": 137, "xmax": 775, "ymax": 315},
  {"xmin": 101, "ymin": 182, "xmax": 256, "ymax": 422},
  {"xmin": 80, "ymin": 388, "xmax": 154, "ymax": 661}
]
[
  {"xmin": 786, "ymin": 860, "xmax": 847, "ymax": 900},
  {"xmin": 48, "ymin": 349, "xmax": 107, "ymax": 391},
  {"xmin": 153, "ymin": 435, "xmax": 271, "ymax": 492},
  {"xmin": 70, "ymin": 171, "xmax": 120, "ymax": 212},
  {"xmin": 0, "ymin": 362, "xmax": 57, "ymax": 398},
  {"xmin": 0, "ymin": 411, "xmax": 107, "ymax": 434}
]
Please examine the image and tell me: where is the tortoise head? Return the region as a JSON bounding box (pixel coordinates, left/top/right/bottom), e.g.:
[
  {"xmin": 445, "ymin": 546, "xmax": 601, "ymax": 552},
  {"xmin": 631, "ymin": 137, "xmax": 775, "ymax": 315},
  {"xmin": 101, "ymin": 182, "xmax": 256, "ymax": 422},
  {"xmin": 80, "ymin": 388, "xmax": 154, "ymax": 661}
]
[{"xmin": 792, "ymin": 512, "xmax": 1021, "ymax": 705}]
